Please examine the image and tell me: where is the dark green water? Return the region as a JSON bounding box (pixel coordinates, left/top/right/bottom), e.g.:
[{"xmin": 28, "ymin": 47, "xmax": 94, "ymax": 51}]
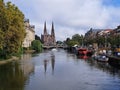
[{"xmin": 0, "ymin": 49, "xmax": 120, "ymax": 90}]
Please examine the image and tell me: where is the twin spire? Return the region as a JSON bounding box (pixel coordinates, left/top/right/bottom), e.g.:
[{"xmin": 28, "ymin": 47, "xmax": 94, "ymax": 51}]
[
  {"xmin": 44, "ymin": 21, "xmax": 55, "ymax": 36},
  {"xmin": 42, "ymin": 21, "xmax": 56, "ymax": 46}
]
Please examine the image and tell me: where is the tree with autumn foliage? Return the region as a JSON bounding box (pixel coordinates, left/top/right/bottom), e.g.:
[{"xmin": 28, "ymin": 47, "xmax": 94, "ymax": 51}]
[{"xmin": 0, "ymin": 0, "xmax": 25, "ymax": 59}]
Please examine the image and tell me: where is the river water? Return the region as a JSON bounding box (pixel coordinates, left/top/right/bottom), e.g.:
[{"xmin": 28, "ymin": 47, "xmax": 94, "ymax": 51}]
[{"xmin": 0, "ymin": 49, "xmax": 120, "ymax": 90}]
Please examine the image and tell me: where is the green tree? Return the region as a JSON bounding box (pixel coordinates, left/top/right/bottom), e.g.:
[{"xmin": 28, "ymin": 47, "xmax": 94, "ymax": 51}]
[
  {"xmin": 96, "ymin": 36, "xmax": 105, "ymax": 47},
  {"xmin": 0, "ymin": 1, "xmax": 25, "ymax": 58},
  {"xmin": 72, "ymin": 34, "xmax": 84, "ymax": 46},
  {"xmin": 5, "ymin": 2, "xmax": 25, "ymax": 54},
  {"xmin": 66, "ymin": 39, "xmax": 79, "ymax": 47},
  {"xmin": 31, "ymin": 40, "xmax": 42, "ymax": 52},
  {"xmin": 0, "ymin": 0, "xmax": 6, "ymax": 49},
  {"xmin": 0, "ymin": 29, "xmax": 4, "ymax": 49},
  {"xmin": 109, "ymin": 35, "xmax": 120, "ymax": 47}
]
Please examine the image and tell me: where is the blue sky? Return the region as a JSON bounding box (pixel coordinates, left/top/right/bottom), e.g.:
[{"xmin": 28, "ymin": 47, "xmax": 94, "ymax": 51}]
[
  {"xmin": 103, "ymin": 0, "xmax": 120, "ymax": 7},
  {"xmin": 4, "ymin": 0, "xmax": 120, "ymax": 41}
]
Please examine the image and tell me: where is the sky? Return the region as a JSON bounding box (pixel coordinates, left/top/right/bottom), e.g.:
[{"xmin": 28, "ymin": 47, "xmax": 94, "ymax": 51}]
[{"xmin": 4, "ymin": 0, "xmax": 120, "ymax": 41}]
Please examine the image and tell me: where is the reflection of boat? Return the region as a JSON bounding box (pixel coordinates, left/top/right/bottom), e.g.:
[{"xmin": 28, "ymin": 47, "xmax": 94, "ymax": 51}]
[
  {"xmin": 78, "ymin": 55, "xmax": 89, "ymax": 60},
  {"xmin": 77, "ymin": 48, "xmax": 93, "ymax": 56},
  {"xmin": 94, "ymin": 54, "xmax": 109, "ymax": 62},
  {"xmin": 108, "ymin": 55, "xmax": 120, "ymax": 67}
]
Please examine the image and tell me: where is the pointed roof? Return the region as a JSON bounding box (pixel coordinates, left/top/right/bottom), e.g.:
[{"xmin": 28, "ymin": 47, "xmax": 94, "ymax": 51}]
[
  {"xmin": 51, "ymin": 22, "xmax": 55, "ymax": 36},
  {"xmin": 44, "ymin": 21, "xmax": 47, "ymax": 35}
]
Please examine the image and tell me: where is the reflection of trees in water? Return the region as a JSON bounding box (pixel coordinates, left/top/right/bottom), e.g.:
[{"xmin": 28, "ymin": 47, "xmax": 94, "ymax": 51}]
[
  {"xmin": 0, "ymin": 54, "xmax": 34, "ymax": 90},
  {"xmin": 86, "ymin": 58, "xmax": 120, "ymax": 78},
  {"xmin": 0, "ymin": 62, "xmax": 26, "ymax": 90}
]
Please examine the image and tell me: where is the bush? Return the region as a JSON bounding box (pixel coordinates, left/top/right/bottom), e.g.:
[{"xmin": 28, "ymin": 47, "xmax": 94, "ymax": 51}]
[{"xmin": 31, "ymin": 40, "xmax": 43, "ymax": 52}]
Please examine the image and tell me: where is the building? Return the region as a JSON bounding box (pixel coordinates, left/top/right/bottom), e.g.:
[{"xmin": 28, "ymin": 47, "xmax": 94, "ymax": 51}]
[
  {"xmin": 85, "ymin": 28, "xmax": 113, "ymax": 48},
  {"xmin": 112, "ymin": 25, "xmax": 120, "ymax": 35},
  {"xmin": 22, "ymin": 19, "xmax": 35, "ymax": 48},
  {"xmin": 85, "ymin": 28, "xmax": 104, "ymax": 40},
  {"xmin": 41, "ymin": 22, "xmax": 56, "ymax": 46},
  {"xmin": 97, "ymin": 29, "xmax": 113, "ymax": 36},
  {"xmin": 85, "ymin": 28, "xmax": 113, "ymax": 39}
]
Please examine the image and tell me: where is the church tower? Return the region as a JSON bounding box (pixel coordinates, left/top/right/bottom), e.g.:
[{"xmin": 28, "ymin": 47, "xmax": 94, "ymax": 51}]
[
  {"xmin": 51, "ymin": 22, "xmax": 55, "ymax": 36},
  {"xmin": 44, "ymin": 21, "xmax": 47, "ymax": 35},
  {"xmin": 41, "ymin": 22, "xmax": 56, "ymax": 46},
  {"xmin": 51, "ymin": 22, "xmax": 56, "ymax": 45}
]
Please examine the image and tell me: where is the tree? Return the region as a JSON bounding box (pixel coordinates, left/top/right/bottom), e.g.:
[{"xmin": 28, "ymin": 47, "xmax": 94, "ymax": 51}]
[
  {"xmin": 0, "ymin": 0, "xmax": 6, "ymax": 49},
  {"xmin": 109, "ymin": 35, "xmax": 120, "ymax": 47},
  {"xmin": 72, "ymin": 34, "xmax": 84, "ymax": 46},
  {"xmin": 0, "ymin": 1, "xmax": 26, "ymax": 58},
  {"xmin": 5, "ymin": 2, "xmax": 25, "ymax": 55},
  {"xmin": 31, "ymin": 40, "xmax": 43, "ymax": 52},
  {"xmin": 35, "ymin": 35, "xmax": 42, "ymax": 43},
  {"xmin": 67, "ymin": 40, "xmax": 79, "ymax": 47}
]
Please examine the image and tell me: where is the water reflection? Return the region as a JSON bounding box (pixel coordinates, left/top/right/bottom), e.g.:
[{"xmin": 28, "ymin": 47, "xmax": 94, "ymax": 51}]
[
  {"xmin": 77, "ymin": 55, "xmax": 90, "ymax": 60},
  {"xmin": 0, "ymin": 54, "xmax": 34, "ymax": 90},
  {"xmin": 51, "ymin": 54, "xmax": 55, "ymax": 75},
  {"xmin": 44, "ymin": 59, "xmax": 47, "ymax": 74},
  {"xmin": 0, "ymin": 49, "xmax": 120, "ymax": 90},
  {"xmin": 43, "ymin": 51, "xmax": 55, "ymax": 75},
  {"xmin": 86, "ymin": 58, "xmax": 120, "ymax": 78},
  {"xmin": 76, "ymin": 54, "xmax": 120, "ymax": 76},
  {"xmin": 20, "ymin": 54, "xmax": 34, "ymax": 77},
  {"xmin": 0, "ymin": 62, "xmax": 26, "ymax": 90}
]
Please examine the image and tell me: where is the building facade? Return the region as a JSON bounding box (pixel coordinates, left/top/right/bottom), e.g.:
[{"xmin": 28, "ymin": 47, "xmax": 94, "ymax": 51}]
[
  {"xmin": 22, "ymin": 19, "xmax": 35, "ymax": 48},
  {"xmin": 112, "ymin": 25, "xmax": 120, "ymax": 35},
  {"xmin": 41, "ymin": 22, "xmax": 56, "ymax": 46},
  {"xmin": 85, "ymin": 28, "xmax": 112, "ymax": 39},
  {"xmin": 85, "ymin": 28, "xmax": 104, "ymax": 40}
]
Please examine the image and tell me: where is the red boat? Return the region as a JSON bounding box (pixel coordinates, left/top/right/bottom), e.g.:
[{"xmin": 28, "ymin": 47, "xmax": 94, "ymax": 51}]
[{"xmin": 77, "ymin": 48, "xmax": 93, "ymax": 56}]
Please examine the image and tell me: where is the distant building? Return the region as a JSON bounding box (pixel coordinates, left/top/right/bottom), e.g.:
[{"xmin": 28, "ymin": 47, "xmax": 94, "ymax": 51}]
[
  {"xmin": 41, "ymin": 22, "xmax": 56, "ymax": 46},
  {"xmin": 112, "ymin": 25, "xmax": 120, "ymax": 35},
  {"xmin": 84, "ymin": 28, "xmax": 113, "ymax": 48},
  {"xmin": 97, "ymin": 29, "xmax": 113, "ymax": 36},
  {"xmin": 22, "ymin": 19, "xmax": 35, "ymax": 48},
  {"xmin": 85, "ymin": 28, "xmax": 104, "ymax": 40},
  {"xmin": 85, "ymin": 28, "xmax": 113, "ymax": 39}
]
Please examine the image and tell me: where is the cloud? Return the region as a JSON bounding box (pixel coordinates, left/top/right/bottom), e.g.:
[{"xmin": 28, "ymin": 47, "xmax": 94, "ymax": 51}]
[{"xmin": 4, "ymin": 0, "xmax": 120, "ymax": 41}]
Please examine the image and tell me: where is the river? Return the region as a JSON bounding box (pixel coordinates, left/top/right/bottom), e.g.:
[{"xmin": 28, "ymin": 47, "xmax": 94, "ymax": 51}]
[{"xmin": 0, "ymin": 49, "xmax": 120, "ymax": 90}]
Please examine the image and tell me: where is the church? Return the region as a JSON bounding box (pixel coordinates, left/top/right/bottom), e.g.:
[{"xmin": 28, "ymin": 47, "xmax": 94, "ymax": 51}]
[{"xmin": 41, "ymin": 22, "xmax": 56, "ymax": 46}]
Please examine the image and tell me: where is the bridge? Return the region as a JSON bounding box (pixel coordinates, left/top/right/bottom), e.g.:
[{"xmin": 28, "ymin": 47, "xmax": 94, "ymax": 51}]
[{"xmin": 43, "ymin": 45, "xmax": 67, "ymax": 49}]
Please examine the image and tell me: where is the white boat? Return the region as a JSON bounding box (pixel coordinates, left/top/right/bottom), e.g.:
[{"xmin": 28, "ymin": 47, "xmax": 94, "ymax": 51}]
[{"xmin": 95, "ymin": 54, "xmax": 109, "ymax": 62}]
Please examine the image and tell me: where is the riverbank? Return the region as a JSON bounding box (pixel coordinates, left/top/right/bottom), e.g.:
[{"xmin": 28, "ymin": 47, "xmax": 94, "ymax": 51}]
[
  {"xmin": 0, "ymin": 50, "xmax": 36, "ymax": 65},
  {"xmin": 0, "ymin": 56, "xmax": 19, "ymax": 65}
]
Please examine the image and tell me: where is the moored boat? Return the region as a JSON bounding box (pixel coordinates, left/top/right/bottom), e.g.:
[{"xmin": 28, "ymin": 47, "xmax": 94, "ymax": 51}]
[
  {"xmin": 95, "ymin": 54, "xmax": 109, "ymax": 62},
  {"xmin": 77, "ymin": 48, "xmax": 93, "ymax": 56},
  {"xmin": 108, "ymin": 55, "xmax": 120, "ymax": 65}
]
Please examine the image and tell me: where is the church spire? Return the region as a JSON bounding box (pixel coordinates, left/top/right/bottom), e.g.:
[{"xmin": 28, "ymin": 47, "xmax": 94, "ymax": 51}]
[
  {"xmin": 51, "ymin": 22, "xmax": 55, "ymax": 36},
  {"xmin": 44, "ymin": 21, "xmax": 47, "ymax": 35}
]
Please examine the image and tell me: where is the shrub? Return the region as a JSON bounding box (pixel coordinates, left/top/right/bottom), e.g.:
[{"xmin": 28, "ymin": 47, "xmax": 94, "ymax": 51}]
[{"xmin": 31, "ymin": 40, "xmax": 42, "ymax": 52}]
